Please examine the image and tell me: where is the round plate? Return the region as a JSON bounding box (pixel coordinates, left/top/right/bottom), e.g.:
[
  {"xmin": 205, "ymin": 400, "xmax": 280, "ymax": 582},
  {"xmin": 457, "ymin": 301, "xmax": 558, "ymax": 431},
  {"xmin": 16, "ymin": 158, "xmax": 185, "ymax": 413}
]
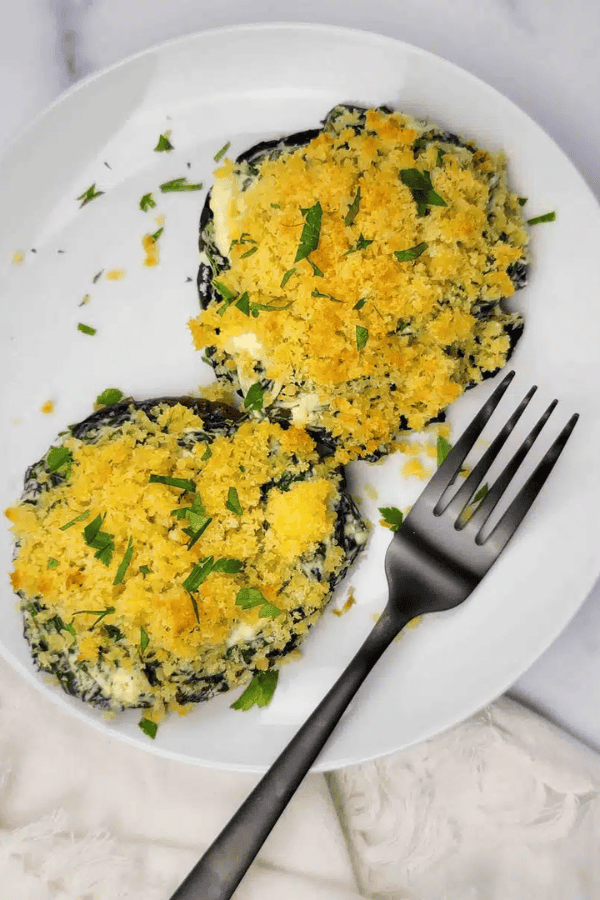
[{"xmin": 1, "ymin": 23, "xmax": 600, "ymax": 772}]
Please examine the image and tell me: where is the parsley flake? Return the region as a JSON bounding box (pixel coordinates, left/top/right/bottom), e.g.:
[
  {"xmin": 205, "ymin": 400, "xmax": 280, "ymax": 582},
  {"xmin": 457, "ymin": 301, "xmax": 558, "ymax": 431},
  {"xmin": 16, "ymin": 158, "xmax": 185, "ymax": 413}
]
[
  {"xmin": 527, "ymin": 211, "xmax": 556, "ymax": 225},
  {"xmin": 212, "ymin": 558, "xmax": 243, "ymax": 574},
  {"xmin": 395, "ymin": 242, "xmax": 428, "ymax": 262},
  {"xmin": 473, "ymin": 484, "xmax": 489, "ymax": 503},
  {"xmin": 139, "ymin": 193, "xmax": 156, "ymax": 211},
  {"xmin": 201, "ymin": 444, "xmax": 212, "ymax": 461},
  {"xmin": 295, "ymin": 201, "xmax": 322, "ymax": 262},
  {"xmin": 518, "ymin": 197, "xmax": 528, "ymax": 206},
  {"xmin": 73, "ymin": 606, "xmax": 115, "ymax": 629},
  {"xmin": 77, "ymin": 184, "xmax": 104, "ymax": 207},
  {"xmin": 159, "ymin": 177, "xmax": 203, "ymax": 192},
  {"xmin": 312, "ymin": 289, "xmax": 342, "ymax": 303},
  {"xmin": 77, "ymin": 323, "xmax": 96, "ymax": 336},
  {"xmin": 356, "ymin": 325, "xmax": 369, "ymax": 351},
  {"xmin": 230, "ymin": 671, "xmax": 279, "ymax": 710},
  {"xmin": 183, "ymin": 556, "xmax": 215, "ymax": 592},
  {"xmin": 150, "ymin": 227, "xmax": 163, "ymax": 241},
  {"xmin": 437, "ymin": 435, "xmax": 453, "ymax": 467},
  {"xmin": 235, "ymin": 587, "xmax": 281, "ymax": 618},
  {"xmin": 60, "ymin": 511, "xmax": 90, "ymax": 531},
  {"xmin": 139, "ymin": 718, "xmax": 158, "ymax": 739},
  {"xmin": 399, "ymin": 168, "xmax": 447, "ymax": 214},
  {"xmin": 139, "ymin": 565, "xmax": 150, "ymax": 577},
  {"xmin": 47, "ymin": 557, "xmax": 59, "ymax": 569},
  {"xmin": 244, "ymin": 382, "xmax": 265, "ymax": 412},
  {"xmin": 148, "ymin": 474, "xmax": 196, "ymax": 492},
  {"xmin": 83, "ymin": 514, "xmax": 115, "ymax": 566},
  {"xmin": 113, "ymin": 537, "xmax": 134, "ymax": 585},
  {"xmin": 280, "ymin": 268, "xmax": 296, "ymax": 288},
  {"xmin": 353, "ymin": 298, "xmax": 367, "ymax": 311},
  {"xmin": 344, "ymin": 187, "xmax": 361, "ymax": 226},
  {"xmin": 307, "ymin": 258, "xmax": 324, "ymax": 277},
  {"xmin": 140, "ymin": 626, "xmax": 149, "ymax": 654},
  {"xmin": 226, "ymin": 487, "xmax": 243, "ymax": 515},
  {"xmin": 379, "ymin": 506, "xmax": 404, "ymax": 532},
  {"xmin": 214, "ymin": 141, "xmax": 231, "ymax": 162},
  {"xmin": 96, "ymin": 388, "xmax": 124, "ymax": 406},
  {"xmin": 235, "ymin": 293, "xmax": 251, "ymax": 316},
  {"xmin": 46, "ymin": 446, "xmax": 72, "ymax": 474},
  {"xmin": 154, "ymin": 133, "xmax": 174, "ymax": 152},
  {"xmin": 240, "ymin": 245, "xmax": 258, "ymax": 259},
  {"xmin": 344, "ymin": 234, "xmax": 373, "ymax": 255}
]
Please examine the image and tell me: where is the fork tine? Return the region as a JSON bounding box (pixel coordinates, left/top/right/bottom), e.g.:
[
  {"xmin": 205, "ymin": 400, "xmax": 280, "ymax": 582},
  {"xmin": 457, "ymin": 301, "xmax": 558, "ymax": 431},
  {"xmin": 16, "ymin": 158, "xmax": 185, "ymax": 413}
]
[
  {"xmin": 475, "ymin": 411, "xmax": 579, "ymax": 553},
  {"xmin": 465, "ymin": 398, "xmax": 558, "ymax": 534},
  {"xmin": 442, "ymin": 385, "xmax": 538, "ymax": 520},
  {"xmin": 422, "ymin": 370, "xmax": 515, "ymax": 509}
]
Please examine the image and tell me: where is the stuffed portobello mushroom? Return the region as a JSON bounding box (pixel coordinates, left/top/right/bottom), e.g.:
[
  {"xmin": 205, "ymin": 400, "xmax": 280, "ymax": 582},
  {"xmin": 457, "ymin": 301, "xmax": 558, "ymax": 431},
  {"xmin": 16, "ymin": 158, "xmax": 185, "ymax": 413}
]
[
  {"xmin": 6, "ymin": 398, "xmax": 367, "ymax": 722},
  {"xmin": 190, "ymin": 104, "xmax": 529, "ymax": 463}
]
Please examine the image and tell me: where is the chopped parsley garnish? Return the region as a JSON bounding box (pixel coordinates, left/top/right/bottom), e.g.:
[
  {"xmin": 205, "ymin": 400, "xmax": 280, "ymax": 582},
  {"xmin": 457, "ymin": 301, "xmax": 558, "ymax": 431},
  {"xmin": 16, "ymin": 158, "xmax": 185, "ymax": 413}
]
[
  {"xmin": 154, "ymin": 133, "xmax": 174, "ymax": 152},
  {"xmin": 356, "ymin": 325, "xmax": 368, "ymax": 351},
  {"xmin": 518, "ymin": 197, "xmax": 528, "ymax": 206},
  {"xmin": 47, "ymin": 557, "xmax": 59, "ymax": 569},
  {"xmin": 104, "ymin": 624, "xmax": 125, "ymax": 641},
  {"xmin": 138, "ymin": 718, "xmax": 158, "ymax": 739},
  {"xmin": 139, "ymin": 565, "xmax": 150, "ymax": 577},
  {"xmin": 473, "ymin": 484, "xmax": 489, "ymax": 503},
  {"xmin": 83, "ymin": 514, "xmax": 115, "ymax": 566},
  {"xmin": 148, "ymin": 474, "xmax": 196, "ymax": 492},
  {"xmin": 214, "ymin": 141, "xmax": 231, "ymax": 162},
  {"xmin": 186, "ymin": 518, "xmax": 213, "ymax": 550},
  {"xmin": 139, "ymin": 193, "xmax": 156, "ymax": 211},
  {"xmin": 437, "ymin": 435, "xmax": 453, "ymax": 467},
  {"xmin": 212, "ymin": 558, "xmax": 243, "ymax": 574},
  {"xmin": 213, "ymin": 280, "xmax": 238, "ymax": 316},
  {"xmin": 235, "ymin": 587, "xmax": 281, "ymax": 618},
  {"xmin": 77, "ymin": 323, "xmax": 96, "ymax": 336},
  {"xmin": 344, "ymin": 187, "xmax": 361, "ymax": 226},
  {"xmin": 295, "ymin": 201, "xmax": 322, "ymax": 262},
  {"xmin": 379, "ymin": 506, "xmax": 404, "ymax": 532},
  {"xmin": 436, "ymin": 148, "xmax": 446, "ymax": 167},
  {"xmin": 77, "ymin": 184, "xmax": 104, "ymax": 207},
  {"xmin": 150, "ymin": 227, "xmax": 163, "ymax": 241},
  {"xmin": 96, "ymin": 388, "xmax": 124, "ymax": 406},
  {"xmin": 46, "ymin": 446, "xmax": 72, "ymax": 474},
  {"xmin": 527, "ymin": 211, "xmax": 556, "ymax": 225},
  {"xmin": 113, "ymin": 537, "xmax": 134, "ymax": 585},
  {"xmin": 312, "ymin": 289, "xmax": 342, "ymax": 303},
  {"xmin": 60, "ymin": 510, "xmax": 90, "ymax": 531},
  {"xmin": 399, "ymin": 168, "xmax": 447, "ymax": 214},
  {"xmin": 73, "ymin": 606, "xmax": 115, "ymax": 629},
  {"xmin": 183, "ymin": 556, "xmax": 215, "ymax": 592},
  {"xmin": 226, "ymin": 487, "xmax": 243, "ymax": 515},
  {"xmin": 235, "ymin": 293, "xmax": 250, "ymax": 316},
  {"xmin": 230, "ymin": 671, "xmax": 279, "ymax": 710},
  {"xmin": 159, "ymin": 177, "xmax": 203, "ymax": 192},
  {"xmin": 344, "ymin": 234, "xmax": 373, "ymax": 255},
  {"xmin": 395, "ymin": 242, "xmax": 428, "ymax": 262},
  {"xmin": 307, "ymin": 258, "xmax": 324, "ymax": 277},
  {"xmin": 244, "ymin": 382, "xmax": 265, "ymax": 412},
  {"xmin": 140, "ymin": 627, "xmax": 149, "ymax": 654},
  {"xmin": 353, "ymin": 298, "xmax": 367, "ymax": 311},
  {"xmin": 280, "ymin": 268, "xmax": 296, "ymax": 288},
  {"xmin": 201, "ymin": 444, "xmax": 212, "ymax": 461},
  {"xmin": 240, "ymin": 245, "xmax": 258, "ymax": 259}
]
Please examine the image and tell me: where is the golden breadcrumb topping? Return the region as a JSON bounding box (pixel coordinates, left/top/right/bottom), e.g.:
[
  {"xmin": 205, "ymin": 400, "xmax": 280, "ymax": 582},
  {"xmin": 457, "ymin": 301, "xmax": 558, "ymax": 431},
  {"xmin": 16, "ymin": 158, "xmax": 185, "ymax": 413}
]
[{"xmin": 190, "ymin": 106, "xmax": 528, "ymax": 462}]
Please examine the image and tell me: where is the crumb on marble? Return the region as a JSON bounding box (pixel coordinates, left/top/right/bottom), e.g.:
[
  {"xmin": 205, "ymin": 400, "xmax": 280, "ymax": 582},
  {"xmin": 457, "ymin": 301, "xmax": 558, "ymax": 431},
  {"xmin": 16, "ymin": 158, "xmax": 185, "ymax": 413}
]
[
  {"xmin": 106, "ymin": 269, "xmax": 126, "ymax": 280},
  {"xmin": 332, "ymin": 590, "xmax": 356, "ymax": 617},
  {"xmin": 11, "ymin": 251, "xmax": 25, "ymax": 265},
  {"xmin": 40, "ymin": 401, "xmax": 54, "ymax": 415}
]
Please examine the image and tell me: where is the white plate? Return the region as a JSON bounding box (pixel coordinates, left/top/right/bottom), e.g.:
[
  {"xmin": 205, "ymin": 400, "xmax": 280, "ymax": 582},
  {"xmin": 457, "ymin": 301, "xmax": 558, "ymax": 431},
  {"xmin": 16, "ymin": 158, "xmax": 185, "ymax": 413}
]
[{"xmin": 1, "ymin": 23, "xmax": 600, "ymax": 773}]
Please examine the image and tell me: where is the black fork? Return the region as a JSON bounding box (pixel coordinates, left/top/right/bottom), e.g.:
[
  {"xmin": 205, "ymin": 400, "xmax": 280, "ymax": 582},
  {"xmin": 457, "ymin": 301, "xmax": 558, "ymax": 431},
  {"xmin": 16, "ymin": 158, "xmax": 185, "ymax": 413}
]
[{"xmin": 169, "ymin": 370, "xmax": 578, "ymax": 900}]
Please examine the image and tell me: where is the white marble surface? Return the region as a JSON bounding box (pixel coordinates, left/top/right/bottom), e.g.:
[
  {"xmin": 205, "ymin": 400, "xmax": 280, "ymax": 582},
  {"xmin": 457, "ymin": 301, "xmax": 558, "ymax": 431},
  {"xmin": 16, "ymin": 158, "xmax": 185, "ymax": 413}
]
[{"xmin": 2, "ymin": 0, "xmax": 600, "ymax": 759}]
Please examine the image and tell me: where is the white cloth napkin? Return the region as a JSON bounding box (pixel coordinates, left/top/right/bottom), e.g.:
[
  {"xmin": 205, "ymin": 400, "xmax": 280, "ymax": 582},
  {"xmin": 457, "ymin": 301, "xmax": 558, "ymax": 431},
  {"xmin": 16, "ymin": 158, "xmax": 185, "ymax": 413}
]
[
  {"xmin": 330, "ymin": 696, "xmax": 600, "ymax": 899},
  {"xmin": 2, "ymin": 654, "xmax": 600, "ymax": 899}
]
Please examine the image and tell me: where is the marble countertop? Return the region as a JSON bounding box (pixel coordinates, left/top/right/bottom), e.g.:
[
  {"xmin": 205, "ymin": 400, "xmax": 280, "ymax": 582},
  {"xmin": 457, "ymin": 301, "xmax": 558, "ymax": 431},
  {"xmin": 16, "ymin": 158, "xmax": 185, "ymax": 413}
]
[{"xmin": 2, "ymin": 0, "xmax": 600, "ymax": 752}]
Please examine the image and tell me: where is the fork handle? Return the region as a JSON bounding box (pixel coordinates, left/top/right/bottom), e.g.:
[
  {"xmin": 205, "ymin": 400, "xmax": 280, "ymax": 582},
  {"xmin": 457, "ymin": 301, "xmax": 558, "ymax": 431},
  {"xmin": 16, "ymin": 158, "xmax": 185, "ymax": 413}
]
[{"xmin": 169, "ymin": 606, "xmax": 409, "ymax": 900}]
